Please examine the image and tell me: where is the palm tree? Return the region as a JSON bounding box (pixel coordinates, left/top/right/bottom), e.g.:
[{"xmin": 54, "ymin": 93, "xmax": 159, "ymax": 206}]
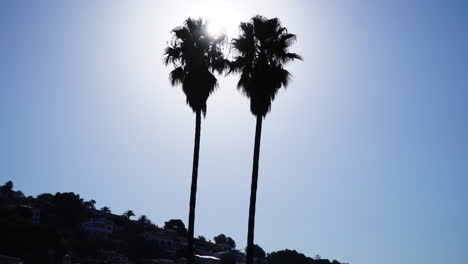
[
  {"xmin": 3, "ymin": 181, "xmax": 13, "ymax": 199},
  {"xmin": 123, "ymin": 210, "xmax": 135, "ymax": 219},
  {"xmin": 100, "ymin": 206, "xmax": 111, "ymax": 214},
  {"xmin": 138, "ymin": 215, "xmax": 151, "ymax": 225},
  {"xmin": 163, "ymin": 17, "xmax": 228, "ymax": 263},
  {"xmin": 229, "ymin": 16, "xmax": 302, "ymax": 264}
]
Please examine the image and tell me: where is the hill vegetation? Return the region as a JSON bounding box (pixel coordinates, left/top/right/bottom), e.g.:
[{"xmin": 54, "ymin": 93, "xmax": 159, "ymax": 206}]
[{"xmin": 0, "ymin": 181, "xmax": 346, "ymax": 264}]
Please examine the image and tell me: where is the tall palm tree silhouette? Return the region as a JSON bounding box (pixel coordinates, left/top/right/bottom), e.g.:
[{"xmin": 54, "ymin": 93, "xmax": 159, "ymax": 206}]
[
  {"xmin": 229, "ymin": 16, "xmax": 302, "ymax": 264},
  {"xmin": 163, "ymin": 17, "xmax": 227, "ymax": 264}
]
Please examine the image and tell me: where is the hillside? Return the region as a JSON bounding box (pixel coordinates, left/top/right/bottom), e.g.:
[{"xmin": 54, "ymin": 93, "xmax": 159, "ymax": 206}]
[{"xmin": 0, "ymin": 181, "xmax": 346, "ymax": 264}]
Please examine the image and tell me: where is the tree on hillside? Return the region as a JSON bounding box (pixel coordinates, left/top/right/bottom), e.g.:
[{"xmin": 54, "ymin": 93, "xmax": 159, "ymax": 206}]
[
  {"xmin": 100, "ymin": 206, "xmax": 111, "ymax": 214},
  {"xmin": 163, "ymin": 17, "xmax": 228, "ymax": 264},
  {"xmin": 138, "ymin": 215, "xmax": 151, "ymax": 225},
  {"xmin": 214, "ymin": 234, "xmax": 236, "ymax": 250},
  {"xmin": 2, "ymin": 181, "xmax": 13, "ymax": 199},
  {"xmin": 4, "ymin": 181, "xmax": 13, "ymax": 192},
  {"xmin": 36, "ymin": 193, "xmax": 54, "ymax": 208},
  {"xmin": 53, "ymin": 192, "xmax": 87, "ymax": 226},
  {"xmin": 267, "ymin": 249, "xmax": 314, "ymax": 264},
  {"xmin": 83, "ymin": 199, "xmax": 96, "ymax": 210},
  {"xmin": 229, "ymin": 15, "xmax": 301, "ymax": 264},
  {"xmin": 164, "ymin": 219, "xmax": 187, "ymax": 236},
  {"xmin": 123, "ymin": 210, "xmax": 135, "ymax": 219},
  {"xmin": 251, "ymin": 244, "xmax": 266, "ymax": 259},
  {"xmin": 267, "ymin": 250, "xmax": 342, "ymax": 264}
]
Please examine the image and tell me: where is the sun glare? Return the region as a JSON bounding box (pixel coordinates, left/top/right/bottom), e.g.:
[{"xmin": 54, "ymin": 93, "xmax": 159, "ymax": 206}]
[
  {"xmin": 189, "ymin": 2, "xmax": 241, "ymax": 38},
  {"xmin": 206, "ymin": 19, "xmax": 226, "ymax": 37}
]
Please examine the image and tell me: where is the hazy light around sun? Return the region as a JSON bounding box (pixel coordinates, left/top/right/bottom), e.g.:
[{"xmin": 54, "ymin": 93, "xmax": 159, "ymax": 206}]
[
  {"xmin": 206, "ymin": 19, "xmax": 227, "ymax": 37},
  {"xmin": 188, "ymin": 1, "xmax": 242, "ymax": 38}
]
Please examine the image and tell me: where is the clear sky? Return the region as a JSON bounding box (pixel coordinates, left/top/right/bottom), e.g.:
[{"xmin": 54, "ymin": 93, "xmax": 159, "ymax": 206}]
[{"xmin": 1, "ymin": 1, "xmax": 467, "ymax": 264}]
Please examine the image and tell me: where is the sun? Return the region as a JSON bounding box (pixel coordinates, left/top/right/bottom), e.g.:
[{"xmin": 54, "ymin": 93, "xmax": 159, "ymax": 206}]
[
  {"xmin": 206, "ymin": 19, "xmax": 227, "ymax": 37},
  {"xmin": 189, "ymin": 1, "xmax": 241, "ymax": 38}
]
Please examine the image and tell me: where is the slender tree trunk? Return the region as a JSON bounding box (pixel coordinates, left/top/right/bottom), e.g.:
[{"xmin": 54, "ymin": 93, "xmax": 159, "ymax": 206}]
[
  {"xmin": 246, "ymin": 115, "xmax": 263, "ymax": 264},
  {"xmin": 187, "ymin": 110, "xmax": 201, "ymax": 264}
]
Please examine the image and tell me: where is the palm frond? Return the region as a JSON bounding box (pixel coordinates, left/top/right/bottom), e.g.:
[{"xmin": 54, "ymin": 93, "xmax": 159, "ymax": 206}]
[
  {"xmin": 169, "ymin": 67, "xmax": 186, "ymax": 86},
  {"xmin": 163, "ymin": 46, "xmax": 183, "ymax": 65},
  {"xmin": 229, "ymin": 15, "xmax": 301, "ymax": 116},
  {"xmin": 278, "ymin": 52, "xmax": 303, "ymax": 63},
  {"xmin": 172, "ymin": 26, "xmax": 190, "ymax": 42},
  {"xmin": 163, "ymin": 17, "xmax": 227, "ymax": 113},
  {"xmin": 279, "ymin": 33, "xmax": 297, "ymax": 45}
]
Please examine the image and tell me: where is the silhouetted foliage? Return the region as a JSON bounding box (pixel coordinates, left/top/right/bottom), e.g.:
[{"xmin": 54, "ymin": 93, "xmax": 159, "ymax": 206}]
[
  {"xmin": 164, "ymin": 219, "xmax": 187, "ymax": 235},
  {"xmin": 83, "ymin": 199, "xmax": 96, "ymax": 210},
  {"xmin": 251, "ymin": 244, "xmax": 266, "ymax": 259},
  {"xmin": 138, "ymin": 215, "xmax": 152, "ymax": 225},
  {"xmin": 1, "ymin": 180, "xmax": 14, "ymax": 200},
  {"xmin": 229, "ymin": 15, "xmax": 302, "ymax": 117},
  {"xmin": 0, "ymin": 182, "xmax": 345, "ymax": 264},
  {"xmin": 214, "ymin": 234, "xmax": 236, "ymax": 250},
  {"xmin": 194, "ymin": 235, "xmax": 218, "ymax": 252},
  {"xmin": 229, "ymin": 15, "xmax": 301, "ymax": 264},
  {"xmin": 164, "ymin": 17, "xmax": 228, "ymax": 115},
  {"xmin": 100, "ymin": 206, "xmax": 111, "ymax": 214},
  {"xmin": 5, "ymin": 180, "xmax": 13, "ymax": 192},
  {"xmin": 51, "ymin": 192, "xmax": 88, "ymax": 227},
  {"xmin": 268, "ymin": 249, "xmax": 314, "ymax": 264},
  {"xmin": 123, "ymin": 209, "xmax": 135, "ymax": 219},
  {"xmin": 267, "ymin": 250, "xmax": 344, "ymax": 264}
]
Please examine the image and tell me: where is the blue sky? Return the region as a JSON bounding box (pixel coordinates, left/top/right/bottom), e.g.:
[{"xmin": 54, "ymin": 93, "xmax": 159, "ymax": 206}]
[{"xmin": 1, "ymin": 1, "xmax": 467, "ymax": 264}]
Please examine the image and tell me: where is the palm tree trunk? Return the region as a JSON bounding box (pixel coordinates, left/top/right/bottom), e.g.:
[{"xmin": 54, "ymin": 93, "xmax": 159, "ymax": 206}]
[
  {"xmin": 187, "ymin": 110, "xmax": 201, "ymax": 264},
  {"xmin": 246, "ymin": 115, "xmax": 263, "ymax": 264}
]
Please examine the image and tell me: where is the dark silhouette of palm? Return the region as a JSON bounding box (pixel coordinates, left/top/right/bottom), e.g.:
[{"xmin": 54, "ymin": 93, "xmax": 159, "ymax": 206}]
[
  {"xmin": 138, "ymin": 215, "xmax": 151, "ymax": 225},
  {"xmin": 229, "ymin": 15, "xmax": 302, "ymax": 264},
  {"xmin": 100, "ymin": 206, "xmax": 111, "ymax": 214},
  {"xmin": 3, "ymin": 181, "xmax": 13, "ymax": 199},
  {"xmin": 163, "ymin": 17, "xmax": 228, "ymax": 264},
  {"xmin": 4, "ymin": 181, "xmax": 13, "ymax": 192},
  {"xmin": 123, "ymin": 210, "xmax": 135, "ymax": 219}
]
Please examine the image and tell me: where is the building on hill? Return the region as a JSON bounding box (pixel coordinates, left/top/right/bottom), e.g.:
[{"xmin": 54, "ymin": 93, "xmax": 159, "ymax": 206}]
[{"xmin": 80, "ymin": 217, "xmax": 114, "ymax": 238}]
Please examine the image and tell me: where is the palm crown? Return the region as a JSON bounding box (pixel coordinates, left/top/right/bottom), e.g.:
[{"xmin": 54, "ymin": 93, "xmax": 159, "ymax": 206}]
[
  {"xmin": 164, "ymin": 18, "xmax": 228, "ymax": 115},
  {"xmin": 229, "ymin": 16, "xmax": 302, "ymax": 117}
]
